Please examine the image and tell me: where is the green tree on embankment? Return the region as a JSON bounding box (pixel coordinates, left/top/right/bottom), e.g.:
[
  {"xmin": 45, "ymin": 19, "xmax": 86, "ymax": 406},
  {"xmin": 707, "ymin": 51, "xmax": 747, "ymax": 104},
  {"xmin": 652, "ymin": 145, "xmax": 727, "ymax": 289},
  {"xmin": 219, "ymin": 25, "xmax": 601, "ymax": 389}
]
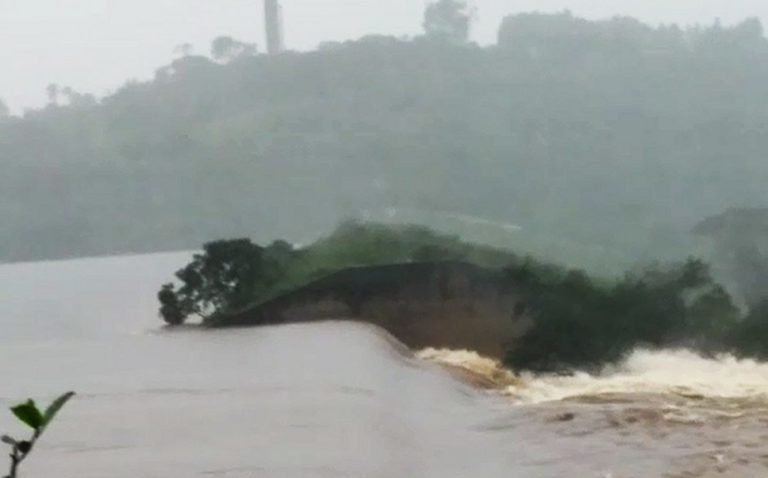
[{"xmin": 157, "ymin": 222, "xmax": 768, "ymax": 372}]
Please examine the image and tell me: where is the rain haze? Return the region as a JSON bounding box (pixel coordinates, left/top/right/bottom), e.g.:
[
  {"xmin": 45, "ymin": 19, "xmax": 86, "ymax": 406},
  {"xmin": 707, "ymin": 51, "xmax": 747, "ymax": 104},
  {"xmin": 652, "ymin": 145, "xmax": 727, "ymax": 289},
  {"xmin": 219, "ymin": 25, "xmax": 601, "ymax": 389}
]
[
  {"xmin": 1, "ymin": 0, "xmax": 767, "ymax": 110},
  {"xmin": 5, "ymin": 1, "xmax": 768, "ymax": 477}
]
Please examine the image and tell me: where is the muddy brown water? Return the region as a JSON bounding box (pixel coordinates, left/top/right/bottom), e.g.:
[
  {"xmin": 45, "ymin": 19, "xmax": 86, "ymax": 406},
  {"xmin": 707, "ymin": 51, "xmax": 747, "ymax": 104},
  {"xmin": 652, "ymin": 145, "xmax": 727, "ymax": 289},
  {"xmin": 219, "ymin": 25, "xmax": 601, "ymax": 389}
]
[{"xmin": 1, "ymin": 253, "xmax": 767, "ymax": 478}]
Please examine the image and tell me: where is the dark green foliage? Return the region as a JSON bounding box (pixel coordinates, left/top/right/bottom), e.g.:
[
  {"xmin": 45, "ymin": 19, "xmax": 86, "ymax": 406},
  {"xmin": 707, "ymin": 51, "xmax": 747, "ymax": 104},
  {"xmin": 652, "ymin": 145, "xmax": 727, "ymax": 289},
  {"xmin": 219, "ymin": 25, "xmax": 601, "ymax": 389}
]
[
  {"xmin": 41, "ymin": 391, "xmax": 76, "ymax": 430},
  {"xmin": 3, "ymin": 392, "xmax": 75, "ymax": 478},
  {"xmin": 159, "ymin": 239, "xmax": 297, "ymax": 325},
  {"xmin": 504, "ymin": 258, "xmax": 742, "ymax": 371},
  {"xmin": 9, "ymin": 401, "xmax": 43, "ymax": 431},
  {"xmin": 158, "ymin": 284, "xmax": 186, "ymax": 326},
  {"xmin": 727, "ymin": 300, "xmax": 768, "ymax": 358}
]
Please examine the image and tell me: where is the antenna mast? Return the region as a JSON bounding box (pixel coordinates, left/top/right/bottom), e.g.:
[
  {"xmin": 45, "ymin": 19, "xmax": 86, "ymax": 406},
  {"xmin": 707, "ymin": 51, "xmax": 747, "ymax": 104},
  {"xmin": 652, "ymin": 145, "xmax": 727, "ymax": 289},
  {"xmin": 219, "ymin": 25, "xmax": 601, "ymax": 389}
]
[{"xmin": 264, "ymin": 0, "xmax": 285, "ymax": 54}]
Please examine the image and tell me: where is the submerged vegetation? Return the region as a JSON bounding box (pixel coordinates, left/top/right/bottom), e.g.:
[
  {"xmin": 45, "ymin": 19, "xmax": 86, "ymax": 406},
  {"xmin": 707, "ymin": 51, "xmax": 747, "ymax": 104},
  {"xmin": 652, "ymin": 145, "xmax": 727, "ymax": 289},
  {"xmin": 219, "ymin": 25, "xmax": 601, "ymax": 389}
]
[{"xmin": 160, "ymin": 222, "xmax": 768, "ymax": 372}]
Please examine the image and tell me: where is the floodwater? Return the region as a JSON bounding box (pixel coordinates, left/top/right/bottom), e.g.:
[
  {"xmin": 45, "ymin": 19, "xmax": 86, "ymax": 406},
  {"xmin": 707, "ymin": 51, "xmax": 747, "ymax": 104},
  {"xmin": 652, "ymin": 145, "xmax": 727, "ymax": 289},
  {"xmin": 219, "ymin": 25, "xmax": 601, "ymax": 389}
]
[{"xmin": 1, "ymin": 253, "xmax": 768, "ymax": 478}]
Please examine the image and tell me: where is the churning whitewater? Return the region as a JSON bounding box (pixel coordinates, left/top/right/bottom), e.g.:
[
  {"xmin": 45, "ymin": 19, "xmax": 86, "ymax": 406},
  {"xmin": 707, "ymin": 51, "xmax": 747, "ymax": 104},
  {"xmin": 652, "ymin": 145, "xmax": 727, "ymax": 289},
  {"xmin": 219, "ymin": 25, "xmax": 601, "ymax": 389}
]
[
  {"xmin": 420, "ymin": 346, "xmax": 768, "ymax": 477},
  {"xmin": 420, "ymin": 347, "xmax": 768, "ymax": 405},
  {"xmin": 2, "ymin": 253, "xmax": 768, "ymax": 478}
]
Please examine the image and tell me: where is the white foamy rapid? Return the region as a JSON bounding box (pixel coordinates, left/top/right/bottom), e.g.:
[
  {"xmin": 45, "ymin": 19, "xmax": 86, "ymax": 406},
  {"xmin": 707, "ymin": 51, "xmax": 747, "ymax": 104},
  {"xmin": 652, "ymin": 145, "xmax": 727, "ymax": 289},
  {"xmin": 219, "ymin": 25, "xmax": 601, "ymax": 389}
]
[{"xmin": 419, "ymin": 348, "xmax": 768, "ymax": 405}]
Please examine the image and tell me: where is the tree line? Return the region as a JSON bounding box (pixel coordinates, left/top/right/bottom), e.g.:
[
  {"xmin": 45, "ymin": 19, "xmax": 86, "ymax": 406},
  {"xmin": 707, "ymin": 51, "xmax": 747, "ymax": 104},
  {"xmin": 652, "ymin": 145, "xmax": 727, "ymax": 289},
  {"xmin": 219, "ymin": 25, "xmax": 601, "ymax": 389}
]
[
  {"xmin": 1, "ymin": 4, "xmax": 767, "ymax": 281},
  {"xmin": 157, "ymin": 222, "xmax": 768, "ymax": 372}
]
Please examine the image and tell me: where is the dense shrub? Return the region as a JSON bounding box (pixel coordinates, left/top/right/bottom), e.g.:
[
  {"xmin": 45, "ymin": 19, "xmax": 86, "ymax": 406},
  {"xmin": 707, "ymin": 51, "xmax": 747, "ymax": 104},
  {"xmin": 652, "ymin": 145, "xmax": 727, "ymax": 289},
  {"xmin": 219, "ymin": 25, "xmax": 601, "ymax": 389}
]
[{"xmin": 503, "ymin": 258, "xmax": 742, "ymax": 371}]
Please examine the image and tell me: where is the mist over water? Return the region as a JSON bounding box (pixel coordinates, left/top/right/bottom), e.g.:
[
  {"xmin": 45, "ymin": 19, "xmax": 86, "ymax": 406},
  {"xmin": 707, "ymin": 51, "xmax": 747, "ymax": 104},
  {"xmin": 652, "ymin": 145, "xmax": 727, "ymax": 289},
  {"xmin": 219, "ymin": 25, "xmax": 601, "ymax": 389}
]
[{"xmin": 2, "ymin": 253, "xmax": 768, "ymax": 477}]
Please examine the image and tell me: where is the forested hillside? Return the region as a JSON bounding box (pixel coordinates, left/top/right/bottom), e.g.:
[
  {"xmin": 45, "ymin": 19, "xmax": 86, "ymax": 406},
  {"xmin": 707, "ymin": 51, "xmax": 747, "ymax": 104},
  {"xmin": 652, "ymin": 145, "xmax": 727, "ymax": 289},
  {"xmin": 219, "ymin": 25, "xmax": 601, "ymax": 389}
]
[{"xmin": 2, "ymin": 10, "xmax": 767, "ymax": 271}]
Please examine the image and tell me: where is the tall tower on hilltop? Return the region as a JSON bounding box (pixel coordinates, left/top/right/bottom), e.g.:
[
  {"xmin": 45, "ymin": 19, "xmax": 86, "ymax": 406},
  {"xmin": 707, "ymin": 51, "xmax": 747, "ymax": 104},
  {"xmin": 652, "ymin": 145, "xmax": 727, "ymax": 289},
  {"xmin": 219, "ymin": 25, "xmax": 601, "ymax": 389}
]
[{"xmin": 264, "ymin": 0, "xmax": 285, "ymax": 54}]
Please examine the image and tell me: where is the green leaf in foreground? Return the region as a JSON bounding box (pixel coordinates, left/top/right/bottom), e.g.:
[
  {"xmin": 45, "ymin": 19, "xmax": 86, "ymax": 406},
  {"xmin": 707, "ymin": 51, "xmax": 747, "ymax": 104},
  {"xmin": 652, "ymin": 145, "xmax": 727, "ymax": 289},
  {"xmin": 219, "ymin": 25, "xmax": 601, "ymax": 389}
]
[
  {"xmin": 10, "ymin": 401, "xmax": 44, "ymax": 430},
  {"xmin": 42, "ymin": 391, "xmax": 75, "ymax": 429}
]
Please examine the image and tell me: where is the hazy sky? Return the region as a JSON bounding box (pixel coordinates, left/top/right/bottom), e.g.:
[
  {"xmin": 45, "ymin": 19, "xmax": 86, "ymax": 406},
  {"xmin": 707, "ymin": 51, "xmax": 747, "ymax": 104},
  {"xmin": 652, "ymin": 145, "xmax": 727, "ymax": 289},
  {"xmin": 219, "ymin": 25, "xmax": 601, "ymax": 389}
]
[{"xmin": 1, "ymin": 0, "xmax": 767, "ymax": 112}]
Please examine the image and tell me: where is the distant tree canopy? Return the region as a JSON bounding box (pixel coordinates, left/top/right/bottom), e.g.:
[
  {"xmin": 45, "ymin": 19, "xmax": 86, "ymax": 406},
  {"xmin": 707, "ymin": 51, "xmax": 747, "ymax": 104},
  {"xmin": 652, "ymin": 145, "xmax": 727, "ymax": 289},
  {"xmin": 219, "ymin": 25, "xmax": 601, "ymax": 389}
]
[
  {"xmin": 211, "ymin": 36, "xmax": 257, "ymax": 62},
  {"xmin": 423, "ymin": 0, "xmax": 474, "ymax": 44},
  {"xmin": 0, "ymin": 98, "xmax": 9, "ymax": 118},
  {"xmin": 2, "ymin": 12, "xmax": 768, "ymax": 274},
  {"xmin": 497, "ymin": 12, "xmax": 767, "ymax": 56}
]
